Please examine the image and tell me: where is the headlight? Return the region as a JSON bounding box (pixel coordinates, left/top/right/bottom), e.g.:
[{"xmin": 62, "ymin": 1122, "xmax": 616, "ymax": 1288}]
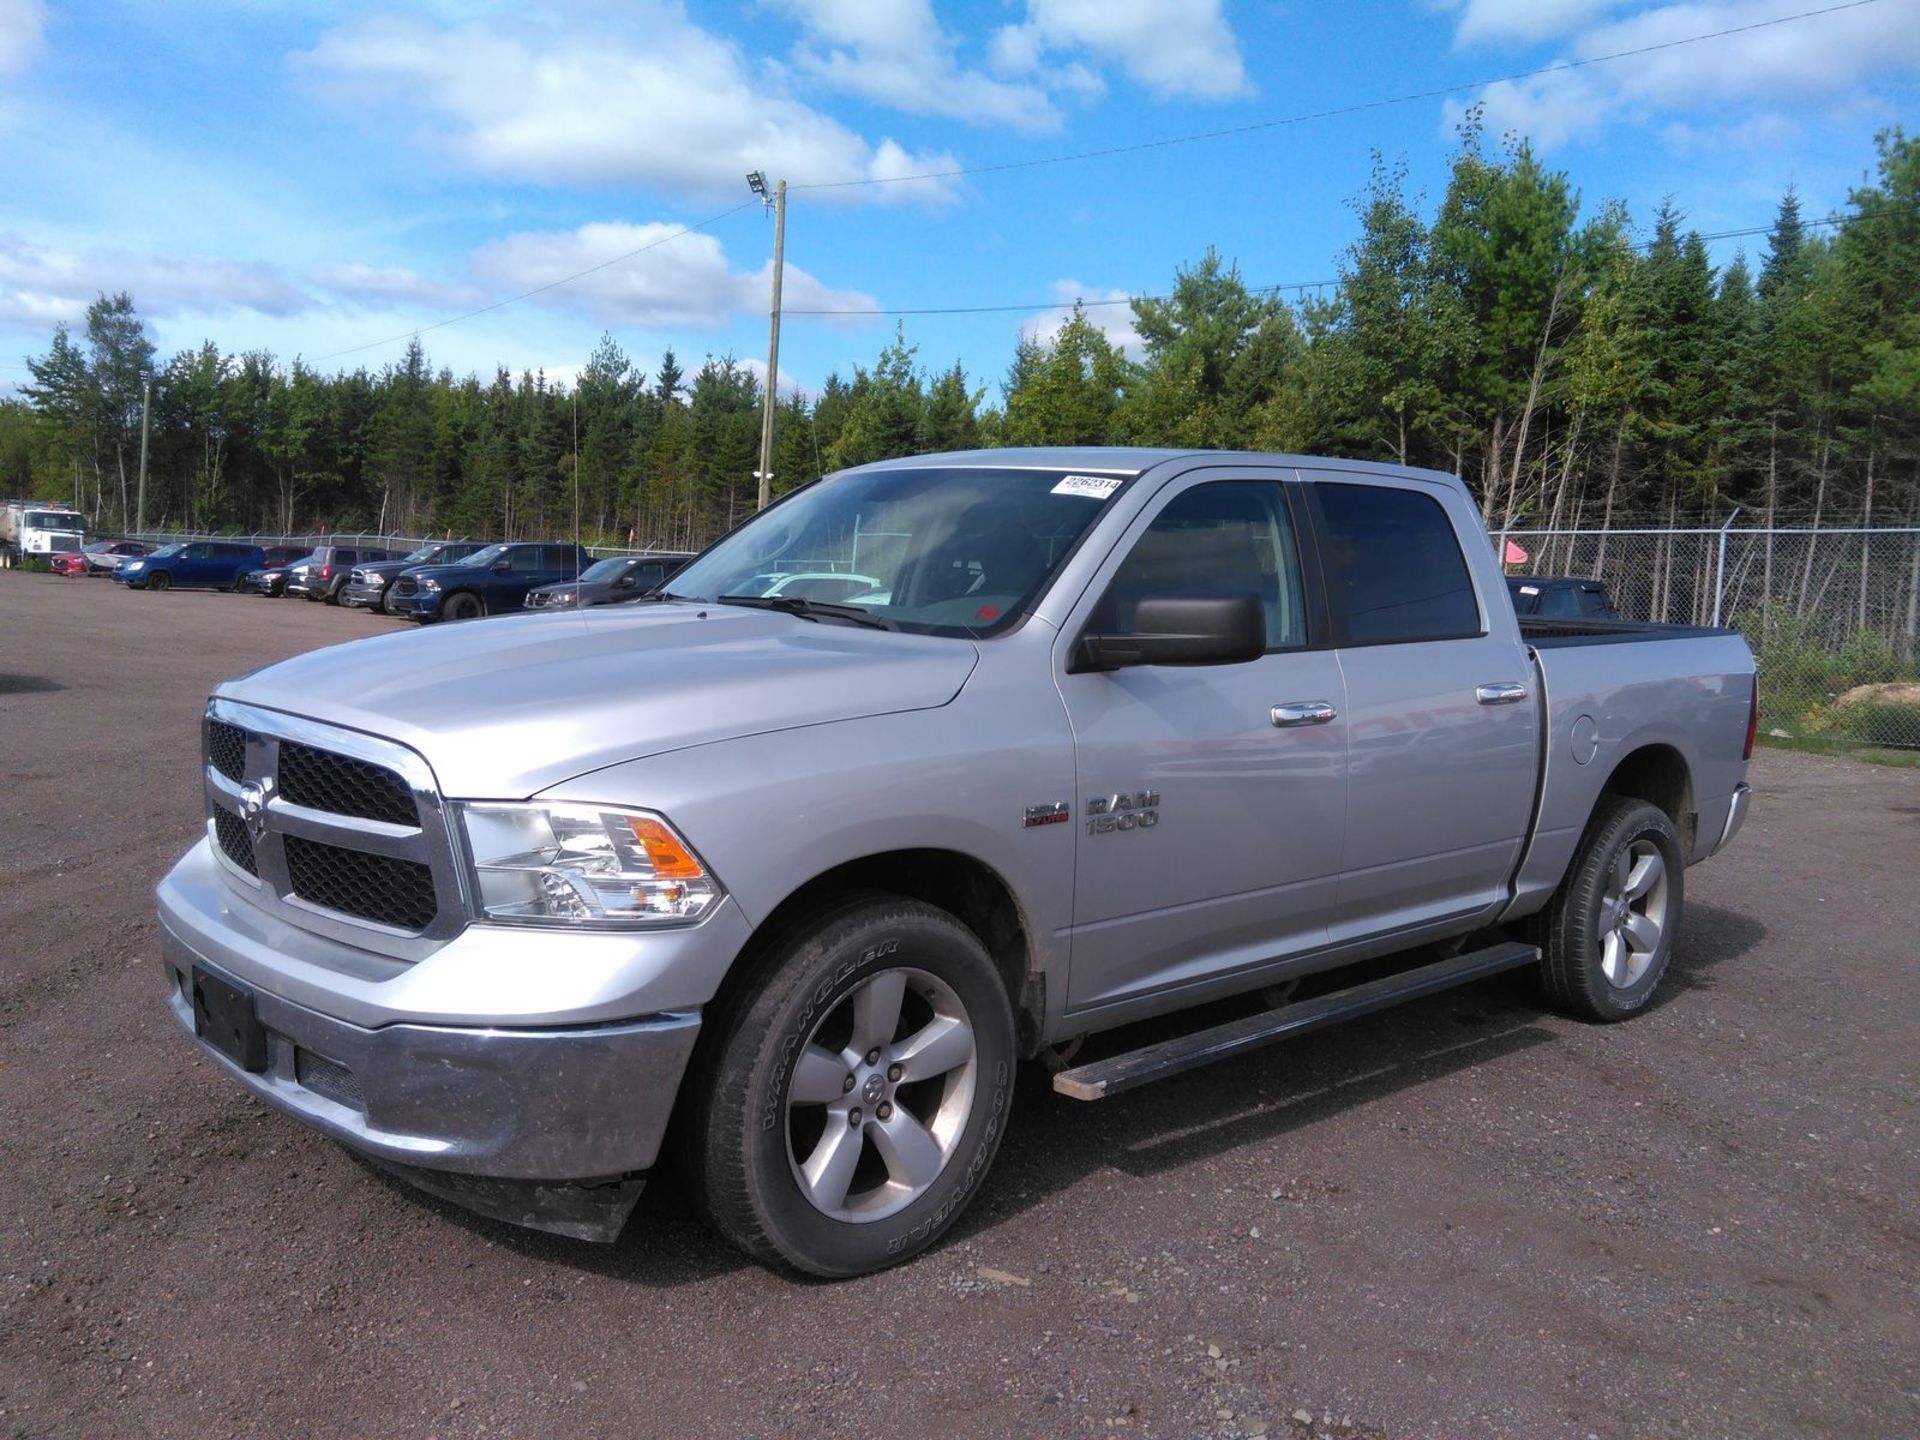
[
  {"xmin": 456, "ymin": 802, "xmax": 721, "ymax": 927},
  {"xmin": 418, "ymin": 577, "xmax": 441, "ymax": 591}
]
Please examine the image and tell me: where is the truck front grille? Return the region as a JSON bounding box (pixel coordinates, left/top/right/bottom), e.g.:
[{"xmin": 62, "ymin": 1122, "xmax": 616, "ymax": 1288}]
[
  {"xmin": 391, "ymin": 577, "xmax": 419, "ymax": 599},
  {"xmin": 207, "ymin": 719, "xmax": 247, "ymax": 782},
  {"xmin": 212, "ymin": 807, "xmax": 257, "ymax": 875},
  {"xmin": 283, "ymin": 836, "xmax": 438, "ymax": 931},
  {"xmin": 279, "ymin": 741, "xmax": 417, "ymax": 826},
  {"xmin": 201, "ymin": 700, "xmax": 461, "ymax": 954}
]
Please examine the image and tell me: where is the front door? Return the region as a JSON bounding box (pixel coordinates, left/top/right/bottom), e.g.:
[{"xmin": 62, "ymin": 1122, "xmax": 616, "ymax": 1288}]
[
  {"xmin": 1303, "ymin": 474, "xmax": 1538, "ymax": 941},
  {"xmin": 1057, "ymin": 474, "xmax": 1347, "ymax": 1014}
]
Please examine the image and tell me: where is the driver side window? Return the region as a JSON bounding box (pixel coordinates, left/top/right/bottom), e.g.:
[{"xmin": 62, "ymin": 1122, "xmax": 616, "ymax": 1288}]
[{"xmin": 1098, "ymin": 482, "xmax": 1307, "ymax": 650}]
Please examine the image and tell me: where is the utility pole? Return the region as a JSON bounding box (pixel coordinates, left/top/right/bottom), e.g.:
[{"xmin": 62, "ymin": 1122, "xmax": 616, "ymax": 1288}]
[
  {"xmin": 135, "ymin": 379, "xmax": 151, "ymax": 535},
  {"xmin": 748, "ymin": 172, "xmax": 786, "ymax": 512}
]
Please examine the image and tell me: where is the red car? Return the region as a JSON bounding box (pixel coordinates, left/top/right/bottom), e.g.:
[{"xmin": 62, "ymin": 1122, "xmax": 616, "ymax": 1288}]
[{"xmin": 53, "ymin": 539, "xmax": 155, "ymax": 576}]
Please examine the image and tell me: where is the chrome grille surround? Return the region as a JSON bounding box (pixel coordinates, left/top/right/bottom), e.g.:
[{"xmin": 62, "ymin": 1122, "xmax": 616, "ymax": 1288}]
[{"xmin": 202, "ymin": 697, "xmax": 468, "ymax": 961}]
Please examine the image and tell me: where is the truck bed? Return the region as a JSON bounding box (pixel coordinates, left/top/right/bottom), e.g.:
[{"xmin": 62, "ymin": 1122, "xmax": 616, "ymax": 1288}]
[{"xmin": 1519, "ymin": 616, "xmax": 1733, "ymax": 647}]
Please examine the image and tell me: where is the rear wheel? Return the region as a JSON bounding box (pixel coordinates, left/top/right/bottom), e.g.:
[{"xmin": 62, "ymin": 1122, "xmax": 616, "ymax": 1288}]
[
  {"xmin": 688, "ymin": 897, "xmax": 1016, "ymax": 1277},
  {"xmin": 147, "ymin": 570, "xmax": 171, "ymax": 593},
  {"xmin": 442, "ymin": 591, "xmax": 484, "ymax": 622},
  {"xmin": 1534, "ymin": 797, "xmax": 1684, "ymax": 1022}
]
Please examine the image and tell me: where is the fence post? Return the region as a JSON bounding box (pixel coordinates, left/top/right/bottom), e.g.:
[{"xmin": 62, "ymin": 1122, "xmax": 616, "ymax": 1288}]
[{"xmin": 1711, "ymin": 508, "xmax": 1740, "ymax": 628}]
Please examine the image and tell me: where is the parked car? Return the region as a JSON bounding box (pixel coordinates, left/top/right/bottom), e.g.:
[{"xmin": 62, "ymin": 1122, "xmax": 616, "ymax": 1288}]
[
  {"xmin": 91, "ymin": 539, "xmax": 157, "ymax": 573},
  {"xmin": 523, "ymin": 552, "xmax": 693, "ymax": 610},
  {"xmin": 339, "ymin": 542, "xmax": 488, "ymax": 613},
  {"xmin": 388, "ymin": 542, "xmax": 590, "ymax": 622},
  {"xmin": 159, "ymin": 448, "xmax": 1756, "ymax": 1277},
  {"xmin": 725, "ymin": 569, "xmax": 883, "ymax": 604},
  {"xmin": 288, "ymin": 545, "xmax": 395, "ymax": 603},
  {"xmin": 1508, "ymin": 574, "xmax": 1622, "ymax": 621},
  {"xmin": 53, "ymin": 539, "xmax": 154, "ymax": 576},
  {"xmin": 241, "ymin": 555, "xmax": 315, "ymax": 597},
  {"xmin": 114, "ymin": 541, "xmax": 265, "ymax": 591}
]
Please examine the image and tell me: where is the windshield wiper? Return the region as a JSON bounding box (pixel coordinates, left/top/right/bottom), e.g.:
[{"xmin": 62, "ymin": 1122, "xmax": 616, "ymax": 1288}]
[{"xmin": 715, "ymin": 594, "xmax": 897, "ymax": 630}]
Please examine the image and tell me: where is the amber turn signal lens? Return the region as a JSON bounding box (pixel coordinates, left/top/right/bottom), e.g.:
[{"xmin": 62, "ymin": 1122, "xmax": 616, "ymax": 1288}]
[{"xmin": 624, "ymin": 816, "xmax": 706, "ymax": 879}]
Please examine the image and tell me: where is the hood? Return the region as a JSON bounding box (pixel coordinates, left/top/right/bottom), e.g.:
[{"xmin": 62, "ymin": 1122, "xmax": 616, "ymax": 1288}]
[
  {"xmin": 216, "ymin": 601, "xmax": 979, "ymax": 797},
  {"xmin": 357, "ymin": 558, "xmax": 432, "ymax": 579}
]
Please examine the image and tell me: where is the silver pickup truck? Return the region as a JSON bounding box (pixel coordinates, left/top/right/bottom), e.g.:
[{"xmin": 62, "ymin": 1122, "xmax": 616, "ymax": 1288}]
[{"xmin": 157, "ymin": 448, "xmax": 1755, "ymax": 1276}]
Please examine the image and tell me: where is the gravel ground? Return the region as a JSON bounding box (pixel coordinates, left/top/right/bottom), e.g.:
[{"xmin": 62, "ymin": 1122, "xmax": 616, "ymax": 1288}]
[{"xmin": 1, "ymin": 571, "xmax": 1916, "ymax": 1440}]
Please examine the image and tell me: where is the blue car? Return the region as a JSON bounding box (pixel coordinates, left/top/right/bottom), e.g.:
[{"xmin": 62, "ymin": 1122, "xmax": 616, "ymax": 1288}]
[
  {"xmin": 388, "ymin": 542, "xmax": 591, "ymax": 622},
  {"xmin": 114, "ymin": 541, "xmax": 267, "ymax": 591}
]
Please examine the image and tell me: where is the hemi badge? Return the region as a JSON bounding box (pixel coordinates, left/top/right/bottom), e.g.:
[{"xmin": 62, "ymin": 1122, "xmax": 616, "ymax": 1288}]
[{"xmin": 1023, "ymin": 802, "xmax": 1071, "ymax": 828}]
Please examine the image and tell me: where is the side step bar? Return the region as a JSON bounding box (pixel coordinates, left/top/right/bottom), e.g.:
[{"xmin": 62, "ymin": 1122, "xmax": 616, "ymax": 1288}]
[{"xmin": 1052, "ymin": 940, "xmax": 1540, "ymax": 1101}]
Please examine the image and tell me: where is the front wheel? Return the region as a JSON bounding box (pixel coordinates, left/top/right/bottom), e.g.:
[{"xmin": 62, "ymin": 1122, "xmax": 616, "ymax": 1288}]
[
  {"xmin": 147, "ymin": 570, "xmax": 172, "ymax": 592},
  {"xmin": 441, "ymin": 591, "xmax": 484, "ymax": 622},
  {"xmin": 688, "ymin": 898, "xmax": 1016, "ymax": 1277},
  {"xmin": 1534, "ymin": 797, "xmax": 1685, "ymax": 1022}
]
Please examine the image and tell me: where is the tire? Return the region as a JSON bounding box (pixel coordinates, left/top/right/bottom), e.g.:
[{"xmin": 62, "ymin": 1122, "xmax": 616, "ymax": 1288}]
[
  {"xmin": 442, "ymin": 591, "xmax": 484, "ymax": 622},
  {"xmin": 687, "ymin": 896, "xmax": 1016, "ymax": 1278},
  {"xmin": 147, "ymin": 570, "xmax": 172, "ymax": 592},
  {"xmin": 229, "ymin": 575, "xmax": 247, "ymax": 593},
  {"xmin": 378, "ymin": 586, "xmax": 396, "ymax": 615},
  {"xmin": 323, "ymin": 581, "xmax": 342, "ymax": 606},
  {"xmin": 1534, "ymin": 796, "xmax": 1685, "ymax": 1022}
]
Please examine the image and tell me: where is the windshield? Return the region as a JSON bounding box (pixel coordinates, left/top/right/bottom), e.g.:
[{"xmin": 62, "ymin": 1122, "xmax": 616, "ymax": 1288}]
[
  {"xmin": 579, "ymin": 557, "xmax": 631, "ymax": 583},
  {"xmin": 147, "ymin": 544, "xmax": 182, "ymax": 559},
  {"xmin": 667, "ymin": 467, "xmax": 1130, "ymax": 636},
  {"xmin": 28, "ymin": 511, "xmax": 87, "ymax": 531},
  {"xmin": 455, "ymin": 544, "xmax": 507, "ymax": 568}
]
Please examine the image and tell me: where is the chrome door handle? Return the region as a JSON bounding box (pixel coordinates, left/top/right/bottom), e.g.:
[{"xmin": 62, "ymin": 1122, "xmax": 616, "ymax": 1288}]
[
  {"xmin": 1476, "ymin": 682, "xmax": 1530, "ymax": 705},
  {"xmin": 1271, "ymin": 701, "xmax": 1338, "ymax": 727}
]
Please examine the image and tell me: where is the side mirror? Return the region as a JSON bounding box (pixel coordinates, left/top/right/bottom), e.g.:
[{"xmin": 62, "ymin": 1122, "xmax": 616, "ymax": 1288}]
[
  {"xmin": 1071, "ymin": 592, "xmax": 1265, "ymax": 673},
  {"xmin": 491, "ymin": 558, "xmax": 511, "ymax": 572},
  {"xmin": 616, "ymin": 574, "xmax": 636, "ymax": 587}
]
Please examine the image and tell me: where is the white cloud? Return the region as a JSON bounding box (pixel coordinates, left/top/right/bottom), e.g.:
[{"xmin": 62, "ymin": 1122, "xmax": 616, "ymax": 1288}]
[
  {"xmin": 739, "ymin": 355, "xmax": 812, "ymax": 403},
  {"xmin": 0, "ymin": 233, "xmax": 311, "ymax": 328},
  {"xmin": 311, "ymin": 261, "xmax": 478, "ymax": 312},
  {"xmin": 1445, "ymin": 0, "xmax": 1623, "ymax": 47},
  {"xmin": 1446, "ymin": 0, "xmax": 1920, "ymax": 149},
  {"xmin": 772, "ymin": 0, "xmax": 1059, "ymax": 131},
  {"xmin": 993, "ymin": 0, "xmax": 1249, "ymax": 101},
  {"xmin": 1021, "ymin": 280, "xmax": 1141, "ymax": 356},
  {"xmin": 470, "ymin": 221, "xmax": 877, "ymax": 330},
  {"xmin": 0, "ymin": 0, "xmax": 44, "ymax": 75},
  {"xmin": 298, "ymin": 8, "xmax": 961, "ymax": 205}
]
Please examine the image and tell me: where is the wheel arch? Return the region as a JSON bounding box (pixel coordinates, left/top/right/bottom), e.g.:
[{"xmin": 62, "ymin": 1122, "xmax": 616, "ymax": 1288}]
[
  {"xmin": 1597, "ymin": 742, "xmax": 1696, "ymax": 851},
  {"xmin": 726, "ymin": 848, "xmax": 1040, "ymax": 1055}
]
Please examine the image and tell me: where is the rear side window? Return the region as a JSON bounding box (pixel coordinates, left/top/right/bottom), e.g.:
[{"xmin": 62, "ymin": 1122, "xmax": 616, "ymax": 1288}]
[
  {"xmin": 1315, "ymin": 483, "xmax": 1481, "ymax": 645},
  {"xmin": 544, "ymin": 546, "xmax": 580, "ymax": 571}
]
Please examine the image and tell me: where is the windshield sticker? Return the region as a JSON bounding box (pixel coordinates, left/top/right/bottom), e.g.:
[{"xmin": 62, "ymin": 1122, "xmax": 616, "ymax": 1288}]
[{"xmin": 1052, "ymin": 474, "xmax": 1124, "ymax": 500}]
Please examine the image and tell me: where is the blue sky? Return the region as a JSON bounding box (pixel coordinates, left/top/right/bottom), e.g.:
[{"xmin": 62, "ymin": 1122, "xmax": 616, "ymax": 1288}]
[{"xmin": 3, "ymin": 0, "xmax": 1918, "ymax": 401}]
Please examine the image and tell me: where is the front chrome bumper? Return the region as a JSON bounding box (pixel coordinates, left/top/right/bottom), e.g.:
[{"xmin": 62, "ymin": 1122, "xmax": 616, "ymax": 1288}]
[
  {"xmin": 156, "ymin": 836, "xmax": 750, "ymax": 1234},
  {"xmin": 162, "ymin": 940, "xmax": 698, "ymax": 1182}
]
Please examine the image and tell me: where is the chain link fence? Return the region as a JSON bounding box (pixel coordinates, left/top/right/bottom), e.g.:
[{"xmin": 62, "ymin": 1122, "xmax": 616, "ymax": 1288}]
[
  {"xmin": 121, "ymin": 520, "xmax": 1920, "ymax": 752},
  {"xmin": 123, "ymin": 528, "xmax": 653, "ymax": 561},
  {"xmin": 1503, "ymin": 526, "xmax": 1920, "ymax": 752}
]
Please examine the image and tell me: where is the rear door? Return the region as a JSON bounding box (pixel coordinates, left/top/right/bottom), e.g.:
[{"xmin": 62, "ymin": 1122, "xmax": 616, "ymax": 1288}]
[
  {"xmin": 1302, "ymin": 474, "xmax": 1538, "ymax": 941},
  {"xmin": 1057, "ymin": 470, "xmax": 1348, "ymax": 1013}
]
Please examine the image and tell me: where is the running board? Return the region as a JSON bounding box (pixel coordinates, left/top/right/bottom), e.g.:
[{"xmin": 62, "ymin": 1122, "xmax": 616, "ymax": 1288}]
[{"xmin": 1051, "ymin": 940, "xmax": 1540, "ymax": 1101}]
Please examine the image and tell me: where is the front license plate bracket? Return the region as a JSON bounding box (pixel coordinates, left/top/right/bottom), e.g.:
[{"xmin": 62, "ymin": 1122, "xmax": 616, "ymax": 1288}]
[{"xmin": 191, "ymin": 967, "xmax": 269, "ymax": 1073}]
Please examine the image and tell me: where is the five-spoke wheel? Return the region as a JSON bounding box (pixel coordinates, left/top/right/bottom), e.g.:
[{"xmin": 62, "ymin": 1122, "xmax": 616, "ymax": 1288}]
[
  {"xmin": 688, "ymin": 897, "xmax": 1015, "ymax": 1276},
  {"xmin": 1535, "ymin": 796, "xmax": 1685, "ymax": 1021}
]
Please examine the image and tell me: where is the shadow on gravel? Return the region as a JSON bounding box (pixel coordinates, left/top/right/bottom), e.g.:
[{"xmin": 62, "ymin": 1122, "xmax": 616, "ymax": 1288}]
[
  {"xmin": 0, "ymin": 672, "xmax": 65, "ymax": 695},
  {"xmin": 350, "ymin": 905, "xmax": 1767, "ymax": 1282}
]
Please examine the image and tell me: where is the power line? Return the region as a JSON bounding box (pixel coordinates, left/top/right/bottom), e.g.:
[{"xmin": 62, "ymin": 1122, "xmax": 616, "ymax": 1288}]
[
  {"xmin": 788, "ymin": 0, "xmax": 1891, "ymax": 193},
  {"xmin": 306, "ymin": 200, "xmax": 760, "ymax": 364},
  {"xmin": 779, "ymin": 207, "xmax": 1887, "ymax": 318}
]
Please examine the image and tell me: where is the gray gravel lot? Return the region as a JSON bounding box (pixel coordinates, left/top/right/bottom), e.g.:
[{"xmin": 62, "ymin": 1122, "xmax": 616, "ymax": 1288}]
[{"xmin": 2, "ymin": 572, "xmax": 1917, "ymax": 1440}]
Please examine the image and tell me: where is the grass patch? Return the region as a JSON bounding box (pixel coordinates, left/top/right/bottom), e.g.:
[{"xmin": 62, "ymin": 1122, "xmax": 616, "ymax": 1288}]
[{"xmin": 1756, "ymin": 732, "xmax": 1920, "ymax": 768}]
